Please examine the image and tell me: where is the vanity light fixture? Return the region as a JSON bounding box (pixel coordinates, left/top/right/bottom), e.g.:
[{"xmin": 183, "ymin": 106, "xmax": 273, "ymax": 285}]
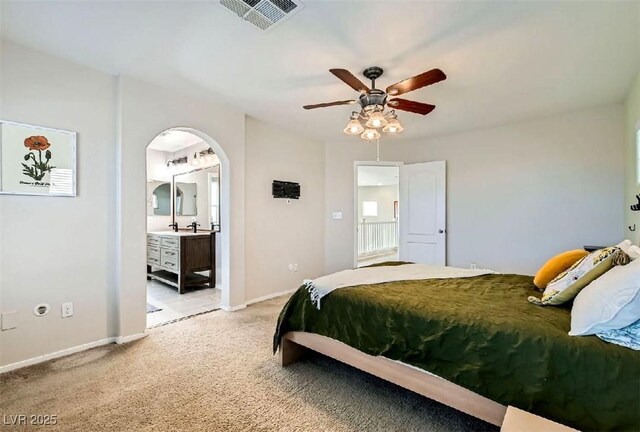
[
  {"xmin": 166, "ymin": 156, "xmax": 187, "ymax": 169},
  {"xmin": 203, "ymin": 148, "xmax": 216, "ymax": 163},
  {"xmin": 192, "ymin": 148, "xmax": 216, "ymax": 166},
  {"xmin": 192, "ymin": 152, "xmax": 201, "ymax": 166}
]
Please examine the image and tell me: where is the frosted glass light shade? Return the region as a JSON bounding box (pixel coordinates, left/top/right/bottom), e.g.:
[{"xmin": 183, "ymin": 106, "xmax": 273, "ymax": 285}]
[
  {"xmin": 360, "ymin": 128, "xmax": 380, "ymax": 141},
  {"xmin": 383, "ymin": 117, "xmax": 404, "ymax": 133},
  {"xmin": 365, "ymin": 110, "xmax": 388, "ymax": 128},
  {"xmin": 343, "ymin": 118, "xmax": 364, "ymax": 135}
]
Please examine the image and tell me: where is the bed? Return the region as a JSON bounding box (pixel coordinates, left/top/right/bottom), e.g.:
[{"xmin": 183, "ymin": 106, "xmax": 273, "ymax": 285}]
[{"xmin": 273, "ymin": 262, "xmax": 640, "ymax": 431}]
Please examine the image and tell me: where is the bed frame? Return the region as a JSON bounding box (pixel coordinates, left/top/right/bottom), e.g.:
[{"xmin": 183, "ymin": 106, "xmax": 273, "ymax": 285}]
[
  {"xmin": 280, "ymin": 331, "xmax": 579, "ymax": 431},
  {"xmin": 280, "ymin": 331, "xmax": 507, "ymax": 426}
]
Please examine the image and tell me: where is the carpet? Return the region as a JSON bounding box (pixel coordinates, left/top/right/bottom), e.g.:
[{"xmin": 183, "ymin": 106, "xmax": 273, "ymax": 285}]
[
  {"xmin": 0, "ymin": 295, "xmax": 497, "ymax": 432},
  {"xmin": 146, "ymin": 303, "xmax": 162, "ymax": 314}
]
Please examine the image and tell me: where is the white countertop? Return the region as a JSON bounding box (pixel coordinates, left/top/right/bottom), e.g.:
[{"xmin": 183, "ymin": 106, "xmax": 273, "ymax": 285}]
[{"xmin": 148, "ymin": 231, "xmax": 212, "ymax": 237}]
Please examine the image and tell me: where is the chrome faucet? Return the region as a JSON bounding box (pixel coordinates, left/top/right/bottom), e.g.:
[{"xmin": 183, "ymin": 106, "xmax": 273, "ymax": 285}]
[
  {"xmin": 187, "ymin": 221, "xmax": 200, "ymax": 233},
  {"xmin": 168, "ymin": 222, "xmax": 179, "ymax": 232}
]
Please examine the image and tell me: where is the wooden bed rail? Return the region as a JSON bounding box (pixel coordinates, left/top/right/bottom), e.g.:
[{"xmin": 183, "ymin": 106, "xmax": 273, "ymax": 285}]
[{"xmin": 280, "ymin": 331, "xmax": 508, "ymax": 427}]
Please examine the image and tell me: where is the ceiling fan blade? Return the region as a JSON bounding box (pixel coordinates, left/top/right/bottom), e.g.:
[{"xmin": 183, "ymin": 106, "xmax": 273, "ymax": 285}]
[
  {"xmin": 386, "ymin": 69, "xmax": 446, "ymax": 96},
  {"xmin": 329, "ymin": 69, "xmax": 370, "ymax": 93},
  {"xmin": 387, "ymin": 98, "xmax": 436, "ymax": 115},
  {"xmin": 303, "ymin": 100, "xmax": 357, "ymax": 110}
]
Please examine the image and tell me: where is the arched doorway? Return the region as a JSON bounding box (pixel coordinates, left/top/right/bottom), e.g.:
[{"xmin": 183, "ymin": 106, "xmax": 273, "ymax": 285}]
[{"xmin": 144, "ymin": 127, "xmax": 231, "ymax": 327}]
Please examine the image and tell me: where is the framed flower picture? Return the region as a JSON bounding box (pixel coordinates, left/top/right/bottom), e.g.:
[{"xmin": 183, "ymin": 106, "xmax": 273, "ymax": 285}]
[{"xmin": 0, "ymin": 120, "xmax": 77, "ymax": 196}]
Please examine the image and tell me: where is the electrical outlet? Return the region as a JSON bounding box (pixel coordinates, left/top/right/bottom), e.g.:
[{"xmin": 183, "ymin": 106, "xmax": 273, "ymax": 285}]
[
  {"xmin": 61, "ymin": 302, "xmax": 74, "ymax": 318},
  {"xmin": 332, "ymin": 212, "xmax": 343, "ymax": 220},
  {"xmin": 470, "ymin": 263, "xmax": 478, "ymax": 270}
]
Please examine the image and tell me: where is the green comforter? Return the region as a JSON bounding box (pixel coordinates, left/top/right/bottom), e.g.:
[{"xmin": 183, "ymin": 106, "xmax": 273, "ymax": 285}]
[{"xmin": 274, "ymin": 266, "xmax": 640, "ymax": 431}]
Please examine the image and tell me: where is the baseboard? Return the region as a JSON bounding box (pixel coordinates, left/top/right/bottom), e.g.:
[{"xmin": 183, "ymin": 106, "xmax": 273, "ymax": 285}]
[
  {"xmin": 0, "ymin": 337, "xmax": 115, "ymax": 374},
  {"xmin": 221, "ymin": 304, "xmax": 247, "ymax": 312},
  {"xmin": 1, "ymin": 332, "xmax": 149, "ymax": 374},
  {"xmin": 246, "ymin": 288, "xmax": 297, "ymax": 306},
  {"xmin": 115, "ymin": 332, "xmax": 147, "ymax": 344}
]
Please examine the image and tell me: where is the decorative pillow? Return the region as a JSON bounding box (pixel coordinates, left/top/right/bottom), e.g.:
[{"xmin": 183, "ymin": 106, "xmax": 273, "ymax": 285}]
[
  {"xmin": 628, "ymin": 245, "xmax": 640, "ymax": 260},
  {"xmin": 528, "ymin": 247, "xmax": 629, "ymax": 306},
  {"xmin": 617, "ymin": 239, "xmax": 640, "ymax": 260},
  {"xmin": 570, "ymin": 258, "xmax": 640, "ymax": 335},
  {"xmin": 596, "ymin": 319, "xmax": 640, "ymax": 350},
  {"xmin": 533, "ymin": 249, "xmax": 589, "ymax": 290}
]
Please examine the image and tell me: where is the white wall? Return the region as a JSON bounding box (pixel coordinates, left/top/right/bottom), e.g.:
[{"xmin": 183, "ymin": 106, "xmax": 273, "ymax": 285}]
[
  {"xmin": 0, "ymin": 41, "xmax": 117, "ymax": 366},
  {"xmin": 117, "ymin": 75, "xmax": 247, "ymax": 337},
  {"xmin": 244, "ymin": 116, "xmax": 325, "ymax": 301},
  {"xmin": 0, "ymin": 41, "xmax": 327, "ymax": 370},
  {"xmin": 326, "ymin": 105, "xmax": 625, "ymax": 275},
  {"xmin": 624, "ymin": 71, "xmax": 640, "ymax": 245},
  {"xmin": 358, "ymin": 186, "xmax": 398, "ymax": 222}
]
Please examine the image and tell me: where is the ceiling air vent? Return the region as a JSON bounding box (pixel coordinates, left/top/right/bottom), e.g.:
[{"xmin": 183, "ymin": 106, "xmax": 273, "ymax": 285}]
[{"xmin": 218, "ymin": 0, "xmax": 303, "ymax": 32}]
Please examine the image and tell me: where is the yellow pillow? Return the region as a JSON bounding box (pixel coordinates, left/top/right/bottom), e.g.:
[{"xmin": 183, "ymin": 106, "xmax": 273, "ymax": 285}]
[
  {"xmin": 528, "ymin": 247, "xmax": 630, "ymax": 306},
  {"xmin": 533, "ymin": 249, "xmax": 590, "ymax": 290}
]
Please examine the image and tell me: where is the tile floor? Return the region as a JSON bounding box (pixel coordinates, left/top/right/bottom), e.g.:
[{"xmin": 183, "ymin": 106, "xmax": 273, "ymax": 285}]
[{"xmin": 146, "ymin": 280, "xmax": 221, "ymax": 328}]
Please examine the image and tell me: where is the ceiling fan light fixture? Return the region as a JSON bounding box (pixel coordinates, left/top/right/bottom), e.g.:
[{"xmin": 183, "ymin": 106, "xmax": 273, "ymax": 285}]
[
  {"xmin": 360, "ymin": 128, "xmax": 380, "ymax": 141},
  {"xmin": 383, "ymin": 114, "xmax": 404, "ymax": 133},
  {"xmin": 343, "ymin": 112, "xmax": 364, "ymax": 135},
  {"xmin": 365, "ymin": 110, "xmax": 388, "ymax": 128}
]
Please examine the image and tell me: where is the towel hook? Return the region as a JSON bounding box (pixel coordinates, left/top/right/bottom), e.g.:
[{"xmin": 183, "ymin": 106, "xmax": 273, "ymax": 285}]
[{"xmin": 630, "ymin": 224, "xmax": 636, "ymax": 232}]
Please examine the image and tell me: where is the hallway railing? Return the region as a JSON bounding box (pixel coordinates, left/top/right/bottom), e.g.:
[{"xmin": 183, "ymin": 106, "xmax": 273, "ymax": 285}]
[{"xmin": 358, "ymin": 221, "xmax": 398, "ymax": 257}]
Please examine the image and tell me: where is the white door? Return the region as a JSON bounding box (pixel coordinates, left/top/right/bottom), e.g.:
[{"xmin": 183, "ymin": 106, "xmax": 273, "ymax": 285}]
[{"xmin": 399, "ymin": 161, "xmax": 446, "ymax": 265}]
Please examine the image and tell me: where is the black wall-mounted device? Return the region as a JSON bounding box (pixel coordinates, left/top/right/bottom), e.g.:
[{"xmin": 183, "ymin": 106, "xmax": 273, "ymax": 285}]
[{"xmin": 272, "ymin": 180, "xmax": 300, "ymax": 199}]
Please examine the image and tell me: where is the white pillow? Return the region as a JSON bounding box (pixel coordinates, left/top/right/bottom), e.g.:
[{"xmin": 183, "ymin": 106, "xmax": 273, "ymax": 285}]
[
  {"xmin": 570, "ymin": 258, "xmax": 640, "ymax": 336},
  {"xmin": 617, "ymin": 239, "xmax": 640, "ymax": 260}
]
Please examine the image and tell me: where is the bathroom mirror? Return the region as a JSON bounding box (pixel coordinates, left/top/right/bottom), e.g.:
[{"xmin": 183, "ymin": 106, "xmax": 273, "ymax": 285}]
[
  {"xmin": 173, "ymin": 164, "xmax": 220, "ymax": 231},
  {"xmin": 147, "ymin": 181, "xmax": 171, "ymax": 216},
  {"xmin": 175, "ymin": 182, "xmax": 197, "ymax": 216}
]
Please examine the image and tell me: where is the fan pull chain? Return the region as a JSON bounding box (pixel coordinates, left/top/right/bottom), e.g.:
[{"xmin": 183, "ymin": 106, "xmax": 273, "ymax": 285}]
[{"xmin": 376, "ymin": 138, "xmax": 380, "ymax": 162}]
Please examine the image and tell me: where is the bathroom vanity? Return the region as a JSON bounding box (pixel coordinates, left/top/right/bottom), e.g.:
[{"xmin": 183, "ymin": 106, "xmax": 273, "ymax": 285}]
[{"xmin": 147, "ymin": 231, "xmax": 215, "ymax": 294}]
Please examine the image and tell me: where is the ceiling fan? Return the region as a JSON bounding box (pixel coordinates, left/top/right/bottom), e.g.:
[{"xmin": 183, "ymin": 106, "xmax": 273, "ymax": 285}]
[{"xmin": 303, "ymin": 66, "xmax": 446, "ymax": 140}]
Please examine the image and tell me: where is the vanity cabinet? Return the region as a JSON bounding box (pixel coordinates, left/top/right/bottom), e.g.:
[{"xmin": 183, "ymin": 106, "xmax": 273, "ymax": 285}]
[{"xmin": 146, "ymin": 232, "xmax": 215, "ymax": 294}]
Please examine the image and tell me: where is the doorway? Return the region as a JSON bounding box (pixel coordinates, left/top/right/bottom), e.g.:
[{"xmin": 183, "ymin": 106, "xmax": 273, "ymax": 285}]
[
  {"xmin": 354, "ymin": 161, "xmax": 447, "ymax": 268},
  {"xmin": 145, "ymin": 130, "xmax": 222, "ymax": 327},
  {"xmin": 354, "ymin": 162, "xmax": 401, "ymax": 268}
]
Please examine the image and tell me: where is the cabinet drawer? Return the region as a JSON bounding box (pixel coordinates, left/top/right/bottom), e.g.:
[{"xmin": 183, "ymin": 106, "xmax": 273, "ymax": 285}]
[
  {"xmin": 161, "ymin": 236, "xmax": 179, "ymax": 249},
  {"xmin": 161, "ymin": 248, "xmax": 178, "ymax": 263},
  {"xmin": 147, "ymin": 245, "xmax": 160, "ymax": 259},
  {"xmin": 162, "ymin": 260, "xmax": 178, "ymax": 272},
  {"xmin": 147, "ymin": 256, "xmax": 161, "ymax": 266},
  {"xmin": 147, "ymin": 235, "xmax": 161, "ymax": 246}
]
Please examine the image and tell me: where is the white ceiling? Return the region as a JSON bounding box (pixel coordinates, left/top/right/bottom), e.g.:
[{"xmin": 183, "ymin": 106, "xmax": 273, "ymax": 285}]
[
  {"xmin": 147, "ymin": 131, "xmax": 206, "ymax": 153},
  {"xmin": 358, "ymin": 166, "xmax": 399, "ymax": 187},
  {"xmin": 1, "ymin": 1, "xmax": 638, "ymax": 143}
]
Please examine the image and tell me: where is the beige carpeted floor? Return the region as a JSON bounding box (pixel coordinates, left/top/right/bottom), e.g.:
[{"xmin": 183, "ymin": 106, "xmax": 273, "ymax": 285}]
[{"xmin": 1, "ymin": 295, "xmax": 496, "ymax": 432}]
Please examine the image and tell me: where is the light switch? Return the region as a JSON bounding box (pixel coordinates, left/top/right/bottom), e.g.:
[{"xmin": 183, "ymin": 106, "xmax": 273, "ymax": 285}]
[
  {"xmin": 1, "ymin": 311, "xmax": 18, "ymax": 331},
  {"xmin": 332, "ymin": 212, "xmax": 343, "ymax": 220}
]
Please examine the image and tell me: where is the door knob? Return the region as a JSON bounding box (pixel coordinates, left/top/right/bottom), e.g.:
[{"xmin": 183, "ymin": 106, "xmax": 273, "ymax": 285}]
[{"xmin": 438, "ymin": 229, "xmax": 446, "ymax": 234}]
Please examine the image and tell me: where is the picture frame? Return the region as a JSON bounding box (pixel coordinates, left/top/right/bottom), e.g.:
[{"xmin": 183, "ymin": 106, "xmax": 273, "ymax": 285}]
[{"xmin": 0, "ymin": 120, "xmax": 77, "ymax": 197}]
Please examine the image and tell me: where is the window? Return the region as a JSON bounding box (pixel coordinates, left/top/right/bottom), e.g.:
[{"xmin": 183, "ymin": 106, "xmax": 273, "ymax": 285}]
[{"xmin": 362, "ymin": 201, "xmax": 378, "ymax": 217}]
